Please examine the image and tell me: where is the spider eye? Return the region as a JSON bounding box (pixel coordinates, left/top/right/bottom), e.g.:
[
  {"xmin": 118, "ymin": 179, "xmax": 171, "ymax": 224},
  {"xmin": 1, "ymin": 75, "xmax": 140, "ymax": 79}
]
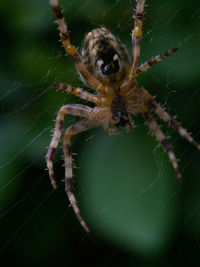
[{"xmin": 97, "ymin": 53, "xmax": 120, "ymax": 76}]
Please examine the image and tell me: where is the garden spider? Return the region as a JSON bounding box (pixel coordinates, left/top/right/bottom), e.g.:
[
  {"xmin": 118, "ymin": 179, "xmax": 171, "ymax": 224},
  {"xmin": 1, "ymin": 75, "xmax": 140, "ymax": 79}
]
[{"xmin": 46, "ymin": 0, "xmax": 200, "ymax": 233}]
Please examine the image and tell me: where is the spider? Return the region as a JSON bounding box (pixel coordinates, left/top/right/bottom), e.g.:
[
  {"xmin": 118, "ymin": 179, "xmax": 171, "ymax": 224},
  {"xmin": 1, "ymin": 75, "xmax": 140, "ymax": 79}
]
[{"xmin": 46, "ymin": 0, "xmax": 200, "ymax": 233}]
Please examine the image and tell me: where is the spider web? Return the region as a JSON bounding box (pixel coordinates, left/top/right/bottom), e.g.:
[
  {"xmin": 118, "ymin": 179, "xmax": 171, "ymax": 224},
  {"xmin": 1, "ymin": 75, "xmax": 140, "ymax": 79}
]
[{"xmin": 0, "ymin": 0, "xmax": 200, "ymax": 266}]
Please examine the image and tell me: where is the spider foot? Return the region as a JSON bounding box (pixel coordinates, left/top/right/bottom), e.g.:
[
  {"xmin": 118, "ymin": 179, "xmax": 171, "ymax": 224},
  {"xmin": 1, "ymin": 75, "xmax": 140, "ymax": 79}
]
[{"xmin": 67, "ymin": 191, "xmax": 90, "ymax": 233}]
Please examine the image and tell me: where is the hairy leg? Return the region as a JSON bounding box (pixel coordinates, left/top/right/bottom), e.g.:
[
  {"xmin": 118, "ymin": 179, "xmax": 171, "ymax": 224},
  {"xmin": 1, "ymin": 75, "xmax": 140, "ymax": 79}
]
[
  {"xmin": 46, "ymin": 104, "xmax": 92, "ymax": 189},
  {"xmin": 54, "ymin": 83, "xmax": 100, "ymax": 104},
  {"xmin": 63, "ymin": 119, "xmax": 97, "ymax": 233},
  {"xmin": 143, "ymin": 111, "xmax": 182, "ymax": 182},
  {"xmin": 50, "ymin": 0, "xmax": 79, "ymax": 61},
  {"xmin": 147, "ymin": 99, "xmax": 200, "ymax": 150},
  {"xmin": 50, "ymin": 0, "xmax": 100, "ymax": 89},
  {"xmin": 136, "ymin": 48, "xmax": 178, "ymax": 77},
  {"xmin": 128, "ymin": 0, "xmax": 145, "ymax": 79}
]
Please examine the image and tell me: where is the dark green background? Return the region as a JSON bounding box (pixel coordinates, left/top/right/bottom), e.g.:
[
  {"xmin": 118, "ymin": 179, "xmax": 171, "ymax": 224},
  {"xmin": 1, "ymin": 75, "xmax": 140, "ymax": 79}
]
[{"xmin": 0, "ymin": 0, "xmax": 200, "ymax": 266}]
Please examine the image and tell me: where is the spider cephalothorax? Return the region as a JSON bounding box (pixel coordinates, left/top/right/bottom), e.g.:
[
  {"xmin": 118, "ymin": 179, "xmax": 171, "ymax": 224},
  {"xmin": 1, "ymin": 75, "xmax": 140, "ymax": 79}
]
[
  {"xmin": 111, "ymin": 88, "xmax": 130, "ymax": 127},
  {"xmin": 47, "ymin": 0, "xmax": 200, "ymax": 233}
]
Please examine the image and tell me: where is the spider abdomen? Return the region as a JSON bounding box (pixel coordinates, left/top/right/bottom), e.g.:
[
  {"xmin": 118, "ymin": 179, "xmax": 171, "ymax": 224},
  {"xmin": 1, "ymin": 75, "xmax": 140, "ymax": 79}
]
[{"xmin": 82, "ymin": 27, "xmax": 130, "ymax": 86}]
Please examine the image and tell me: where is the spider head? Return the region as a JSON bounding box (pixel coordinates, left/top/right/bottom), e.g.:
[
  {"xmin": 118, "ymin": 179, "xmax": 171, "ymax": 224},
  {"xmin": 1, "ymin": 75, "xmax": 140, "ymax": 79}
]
[{"xmin": 82, "ymin": 28, "xmax": 131, "ymax": 86}]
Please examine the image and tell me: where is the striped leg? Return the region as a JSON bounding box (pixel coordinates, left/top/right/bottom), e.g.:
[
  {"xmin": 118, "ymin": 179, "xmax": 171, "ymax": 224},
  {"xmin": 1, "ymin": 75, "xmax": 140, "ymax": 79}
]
[
  {"xmin": 50, "ymin": 0, "xmax": 100, "ymax": 89},
  {"xmin": 136, "ymin": 48, "xmax": 178, "ymax": 77},
  {"xmin": 143, "ymin": 111, "xmax": 182, "ymax": 182},
  {"xmin": 54, "ymin": 83, "xmax": 100, "ymax": 104},
  {"xmin": 128, "ymin": 0, "xmax": 145, "ymax": 79},
  {"xmin": 148, "ymin": 100, "xmax": 200, "ymax": 151},
  {"xmin": 50, "ymin": 0, "xmax": 79, "ymax": 61},
  {"xmin": 46, "ymin": 104, "xmax": 92, "ymax": 189},
  {"xmin": 63, "ymin": 119, "xmax": 96, "ymax": 233}
]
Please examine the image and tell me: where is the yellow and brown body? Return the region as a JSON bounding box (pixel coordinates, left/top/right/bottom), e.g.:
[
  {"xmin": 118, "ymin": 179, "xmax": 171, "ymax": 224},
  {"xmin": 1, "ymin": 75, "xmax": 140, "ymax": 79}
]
[{"xmin": 47, "ymin": 0, "xmax": 200, "ymax": 233}]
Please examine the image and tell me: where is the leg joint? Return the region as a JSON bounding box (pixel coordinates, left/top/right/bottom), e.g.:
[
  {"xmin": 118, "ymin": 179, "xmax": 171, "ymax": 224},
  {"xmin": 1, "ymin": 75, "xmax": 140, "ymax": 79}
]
[{"xmin": 161, "ymin": 138, "xmax": 172, "ymax": 152}]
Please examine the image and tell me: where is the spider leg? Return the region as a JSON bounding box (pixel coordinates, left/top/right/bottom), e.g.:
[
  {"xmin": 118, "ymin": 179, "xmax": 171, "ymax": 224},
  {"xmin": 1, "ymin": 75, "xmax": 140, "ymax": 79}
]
[
  {"xmin": 63, "ymin": 119, "xmax": 96, "ymax": 233},
  {"xmin": 128, "ymin": 0, "xmax": 145, "ymax": 79},
  {"xmin": 136, "ymin": 48, "xmax": 178, "ymax": 77},
  {"xmin": 50, "ymin": 0, "xmax": 79, "ymax": 61},
  {"xmin": 46, "ymin": 104, "xmax": 92, "ymax": 189},
  {"xmin": 50, "ymin": 0, "xmax": 100, "ymax": 89},
  {"xmin": 54, "ymin": 83, "xmax": 101, "ymax": 104},
  {"xmin": 143, "ymin": 111, "xmax": 183, "ymax": 182},
  {"xmin": 147, "ymin": 99, "xmax": 200, "ymax": 150}
]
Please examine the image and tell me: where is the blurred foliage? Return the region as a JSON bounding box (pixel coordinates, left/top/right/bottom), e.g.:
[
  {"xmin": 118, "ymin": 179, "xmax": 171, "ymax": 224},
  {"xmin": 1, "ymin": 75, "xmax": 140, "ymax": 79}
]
[{"xmin": 0, "ymin": 0, "xmax": 200, "ymax": 266}]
